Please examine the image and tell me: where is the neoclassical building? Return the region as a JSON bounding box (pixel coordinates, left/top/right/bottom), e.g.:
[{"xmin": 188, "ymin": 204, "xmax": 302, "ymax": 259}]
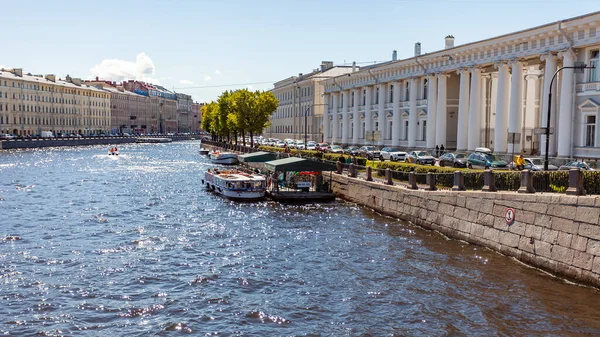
[
  {"xmin": 322, "ymin": 11, "xmax": 600, "ymax": 159},
  {"xmin": 0, "ymin": 69, "xmax": 111, "ymax": 136},
  {"xmin": 268, "ymin": 61, "xmax": 354, "ymax": 142}
]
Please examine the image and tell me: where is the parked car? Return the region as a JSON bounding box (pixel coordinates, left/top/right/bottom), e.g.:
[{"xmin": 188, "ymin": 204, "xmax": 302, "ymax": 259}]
[
  {"xmin": 306, "ymin": 141, "xmax": 317, "ymax": 150},
  {"xmin": 327, "ymin": 145, "xmax": 344, "ymax": 154},
  {"xmin": 343, "ymin": 146, "xmax": 360, "ymax": 156},
  {"xmin": 406, "ymin": 151, "xmax": 436, "ymax": 165},
  {"xmin": 316, "ymin": 142, "xmax": 329, "ymax": 152},
  {"xmin": 0, "ymin": 133, "xmax": 16, "ymax": 140},
  {"xmin": 358, "ymin": 146, "xmax": 381, "ymax": 160},
  {"xmin": 439, "ymin": 152, "xmax": 469, "ymax": 168},
  {"xmin": 296, "ymin": 141, "xmax": 305, "ymax": 150},
  {"xmin": 467, "ymin": 151, "xmax": 509, "ymax": 170},
  {"xmin": 558, "ymin": 161, "xmax": 595, "ymax": 171},
  {"xmin": 508, "ymin": 157, "xmax": 558, "ymax": 171},
  {"xmin": 379, "ymin": 147, "xmax": 407, "ymax": 161}
]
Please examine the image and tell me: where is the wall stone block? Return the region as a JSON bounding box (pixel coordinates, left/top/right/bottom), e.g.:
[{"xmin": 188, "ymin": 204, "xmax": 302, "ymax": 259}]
[
  {"xmin": 509, "ymin": 222, "xmax": 527, "ymax": 236},
  {"xmin": 499, "ymin": 231, "xmax": 520, "ymax": 248},
  {"xmin": 524, "ymin": 224, "xmax": 543, "ymax": 241},
  {"xmin": 548, "ymin": 204, "xmax": 577, "ymax": 220},
  {"xmin": 575, "ymin": 206, "xmax": 600, "ymax": 225},
  {"xmin": 551, "ymin": 216, "xmax": 579, "ymax": 234},
  {"xmin": 551, "ymin": 245, "xmax": 575, "ymax": 264},
  {"xmin": 557, "ymin": 232, "xmax": 573, "ymax": 248},
  {"xmin": 571, "ymin": 235, "xmax": 589, "ymax": 252},
  {"xmin": 541, "ymin": 228, "xmax": 559, "ymax": 244},
  {"xmin": 578, "ymin": 223, "xmax": 600, "ymax": 241},
  {"xmin": 573, "ymin": 251, "xmax": 594, "ymax": 270}
]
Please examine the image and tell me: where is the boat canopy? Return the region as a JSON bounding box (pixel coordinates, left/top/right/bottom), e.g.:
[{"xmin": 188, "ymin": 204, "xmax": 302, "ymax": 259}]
[
  {"xmin": 264, "ymin": 157, "xmax": 336, "ymax": 172},
  {"xmin": 238, "ymin": 151, "xmax": 278, "ymax": 163}
]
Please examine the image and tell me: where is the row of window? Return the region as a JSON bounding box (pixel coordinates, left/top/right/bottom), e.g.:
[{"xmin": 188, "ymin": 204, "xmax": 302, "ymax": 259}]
[
  {"xmin": 0, "ymin": 104, "xmax": 108, "ymax": 115},
  {"xmin": 329, "ymin": 120, "xmax": 428, "ymax": 141},
  {"xmin": 0, "ymin": 115, "xmax": 108, "ymax": 126},
  {"xmin": 273, "ymin": 106, "xmax": 313, "ymax": 119},
  {"xmin": 329, "ymin": 80, "xmax": 429, "ymax": 108},
  {"xmin": 275, "ymin": 86, "xmax": 313, "ymax": 102},
  {"xmin": 0, "ymin": 91, "xmax": 108, "ymax": 106},
  {"xmin": 274, "ymin": 125, "xmax": 312, "ymax": 134},
  {"xmin": 0, "ymin": 79, "xmax": 109, "ymax": 98}
]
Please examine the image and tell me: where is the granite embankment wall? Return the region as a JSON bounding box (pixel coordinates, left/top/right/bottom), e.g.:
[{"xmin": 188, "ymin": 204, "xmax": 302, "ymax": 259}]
[{"xmin": 331, "ymin": 173, "xmax": 600, "ymax": 288}]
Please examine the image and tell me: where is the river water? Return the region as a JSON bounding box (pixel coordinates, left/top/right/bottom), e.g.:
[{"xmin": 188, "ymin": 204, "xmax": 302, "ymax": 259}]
[{"xmin": 1, "ymin": 141, "xmax": 600, "ymax": 336}]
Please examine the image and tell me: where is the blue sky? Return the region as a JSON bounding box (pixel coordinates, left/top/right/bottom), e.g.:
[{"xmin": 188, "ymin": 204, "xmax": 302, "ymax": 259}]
[{"xmin": 1, "ymin": 0, "xmax": 598, "ymax": 102}]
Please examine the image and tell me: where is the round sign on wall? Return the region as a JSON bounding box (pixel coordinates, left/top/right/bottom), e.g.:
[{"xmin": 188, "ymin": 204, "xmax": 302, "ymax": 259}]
[{"xmin": 505, "ymin": 208, "xmax": 516, "ymax": 226}]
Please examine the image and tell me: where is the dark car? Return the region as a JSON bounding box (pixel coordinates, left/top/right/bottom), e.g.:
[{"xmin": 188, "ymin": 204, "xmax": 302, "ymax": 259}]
[
  {"xmin": 439, "ymin": 152, "xmax": 468, "ymax": 168},
  {"xmin": 358, "ymin": 146, "xmax": 381, "ymax": 160},
  {"xmin": 343, "ymin": 146, "xmax": 360, "ymax": 156},
  {"xmin": 559, "ymin": 161, "xmax": 595, "ymax": 171},
  {"xmin": 467, "ymin": 151, "xmax": 508, "ymax": 170}
]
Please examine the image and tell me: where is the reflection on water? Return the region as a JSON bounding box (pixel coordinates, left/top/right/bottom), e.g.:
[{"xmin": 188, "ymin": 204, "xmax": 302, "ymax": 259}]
[{"xmin": 1, "ymin": 141, "xmax": 600, "ymax": 336}]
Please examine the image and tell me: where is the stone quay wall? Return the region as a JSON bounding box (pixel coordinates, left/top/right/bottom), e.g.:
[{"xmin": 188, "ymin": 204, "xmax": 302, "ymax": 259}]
[
  {"xmin": 0, "ymin": 135, "xmax": 199, "ymax": 150},
  {"xmin": 331, "ymin": 173, "xmax": 600, "ymax": 288}
]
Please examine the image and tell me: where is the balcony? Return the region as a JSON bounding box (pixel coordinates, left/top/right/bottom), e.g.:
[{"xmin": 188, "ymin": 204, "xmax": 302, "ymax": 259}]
[{"xmin": 576, "ymin": 82, "xmax": 600, "ymax": 94}]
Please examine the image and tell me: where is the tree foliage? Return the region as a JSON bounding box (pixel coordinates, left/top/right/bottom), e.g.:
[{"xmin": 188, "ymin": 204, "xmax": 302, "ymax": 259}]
[{"xmin": 201, "ymin": 89, "xmax": 279, "ymax": 145}]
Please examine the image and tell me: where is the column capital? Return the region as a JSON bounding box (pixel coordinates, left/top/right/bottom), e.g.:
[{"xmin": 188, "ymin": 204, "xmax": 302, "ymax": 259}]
[
  {"xmin": 490, "ymin": 72, "xmax": 499, "ymax": 79},
  {"xmin": 507, "ymin": 59, "xmax": 523, "ymax": 68},
  {"xmin": 558, "ymin": 48, "xmax": 576, "ymax": 60},
  {"xmin": 494, "ymin": 61, "xmax": 509, "ymax": 70},
  {"xmin": 456, "ymin": 68, "xmax": 470, "ymax": 75},
  {"xmin": 469, "ymin": 67, "xmax": 482, "ymax": 74},
  {"xmin": 540, "ymin": 52, "xmax": 558, "ymax": 62},
  {"xmin": 436, "ymin": 72, "xmax": 451, "ymax": 79}
]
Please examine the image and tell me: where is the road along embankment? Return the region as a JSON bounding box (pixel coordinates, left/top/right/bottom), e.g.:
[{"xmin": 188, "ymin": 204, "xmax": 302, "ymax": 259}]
[{"xmin": 331, "ymin": 173, "xmax": 600, "ymax": 288}]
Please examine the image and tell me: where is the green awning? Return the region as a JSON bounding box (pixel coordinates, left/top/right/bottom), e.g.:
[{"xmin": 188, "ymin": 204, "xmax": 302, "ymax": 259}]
[
  {"xmin": 264, "ymin": 157, "xmax": 336, "ymax": 172},
  {"xmin": 238, "ymin": 151, "xmax": 279, "ymax": 163}
]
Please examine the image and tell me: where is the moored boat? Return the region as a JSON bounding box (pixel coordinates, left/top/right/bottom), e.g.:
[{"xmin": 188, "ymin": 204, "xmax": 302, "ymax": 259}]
[
  {"xmin": 199, "ymin": 148, "xmax": 210, "ymax": 155},
  {"xmin": 202, "ymin": 169, "xmax": 266, "ymax": 200},
  {"xmin": 210, "ymin": 151, "xmax": 238, "ymax": 165}
]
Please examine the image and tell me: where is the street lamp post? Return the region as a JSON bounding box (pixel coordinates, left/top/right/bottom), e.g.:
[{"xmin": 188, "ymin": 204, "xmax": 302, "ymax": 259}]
[{"xmin": 543, "ymin": 63, "xmax": 594, "ymax": 170}]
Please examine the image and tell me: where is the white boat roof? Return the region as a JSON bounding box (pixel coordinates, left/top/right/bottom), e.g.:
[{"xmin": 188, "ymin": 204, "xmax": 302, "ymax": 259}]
[{"xmin": 211, "ymin": 172, "xmax": 265, "ymax": 181}]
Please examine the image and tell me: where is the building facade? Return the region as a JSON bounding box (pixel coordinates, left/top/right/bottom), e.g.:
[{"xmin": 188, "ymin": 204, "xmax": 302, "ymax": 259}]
[
  {"xmin": 191, "ymin": 102, "xmax": 203, "ymax": 133},
  {"xmin": 323, "ymin": 11, "xmax": 600, "ymax": 159},
  {"xmin": 176, "ymin": 93, "xmax": 193, "ymax": 133},
  {"xmin": 0, "ymin": 69, "xmax": 110, "ymax": 136},
  {"xmin": 268, "ymin": 62, "xmax": 354, "ymax": 142},
  {"xmin": 86, "ymin": 79, "xmax": 153, "ymax": 135},
  {"xmin": 122, "ymin": 81, "xmax": 178, "ymax": 134}
]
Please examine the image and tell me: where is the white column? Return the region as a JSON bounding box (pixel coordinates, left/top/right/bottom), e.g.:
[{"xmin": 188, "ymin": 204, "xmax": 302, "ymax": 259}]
[
  {"xmin": 524, "ymin": 67, "xmax": 541, "ymax": 154},
  {"xmin": 341, "ymin": 90, "xmax": 350, "ymax": 145},
  {"xmin": 508, "ymin": 60, "xmax": 524, "ymax": 154},
  {"xmin": 323, "ymin": 93, "xmax": 330, "ymax": 142},
  {"xmin": 408, "ymin": 78, "xmax": 418, "ymax": 147},
  {"xmin": 489, "ymin": 73, "xmax": 498, "ymax": 147},
  {"xmin": 467, "ymin": 68, "xmax": 482, "ymax": 150},
  {"xmin": 331, "ymin": 92, "xmax": 339, "ymax": 144},
  {"xmin": 494, "ymin": 62, "xmax": 510, "ymax": 153},
  {"xmin": 378, "ymin": 83, "xmax": 385, "ymax": 145},
  {"xmin": 558, "ymin": 49, "xmax": 575, "ymax": 157},
  {"xmin": 435, "ymin": 74, "xmax": 448, "ymax": 148},
  {"xmin": 457, "ymin": 69, "xmax": 470, "ymax": 150},
  {"xmin": 540, "ymin": 53, "xmax": 558, "ymax": 156},
  {"xmin": 364, "ymin": 86, "xmax": 372, "ymax": 135},
  {"xmin": 392, "ymin": 82, "xmax": 401, "ymax": 146},
  {"xmin": 352, "ymin": 88, "xmax": 360, "ymax": 145},
  {"xmin": 426, "ymin": 75, "xmax": 438, "ymax": 148}
]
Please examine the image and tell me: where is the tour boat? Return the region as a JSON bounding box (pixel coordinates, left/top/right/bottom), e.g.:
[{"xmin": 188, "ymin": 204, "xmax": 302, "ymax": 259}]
[
  {"xmin": 210, "ymin": 151, "xmax": 238, "ymax": 165},
  {"xmin": 199, "ymin": 148, "xmax": 210, "ymax": 155},
  {"xmin": 202, "ymin": 169, "xmax": 266, "ymax": 201}
]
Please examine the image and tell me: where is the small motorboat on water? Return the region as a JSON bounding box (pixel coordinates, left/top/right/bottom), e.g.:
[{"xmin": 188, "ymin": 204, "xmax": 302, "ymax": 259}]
[
  {"xmin": 108, "ymin": 147, "xmax": 119, "ymax": 156},
  {"xmin": 199, "ymin": 148, "xmax": 210, "ymax": 155},
  {"xmin": 202, "ymin": 168, "xmax": 266, "ymax": 201},
  {"xmin": 210, "ymin": 151, "xmax": 238, "ymax": 165}
]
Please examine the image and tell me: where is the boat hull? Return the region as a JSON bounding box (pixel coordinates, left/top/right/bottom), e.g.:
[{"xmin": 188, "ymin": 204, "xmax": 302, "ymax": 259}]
[
  {"xmin": 204, "ymin": 169, "xmax": 266, "ymax": 201},
  {"xmin": 209, "ymin": 153, "xmax": 238, "ymax": 165}
]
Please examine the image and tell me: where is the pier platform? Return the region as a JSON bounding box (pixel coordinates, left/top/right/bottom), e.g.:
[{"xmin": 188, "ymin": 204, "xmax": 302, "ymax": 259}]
[{"xmin": 266, "ymin": 190, "xmax": 336, "ymax": 203}]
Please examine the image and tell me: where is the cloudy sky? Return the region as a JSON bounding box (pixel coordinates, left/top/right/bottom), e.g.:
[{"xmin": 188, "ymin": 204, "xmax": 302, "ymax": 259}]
[{"xmin": 1, "ymin": 0, "xmax": 598, "ymax": 103}]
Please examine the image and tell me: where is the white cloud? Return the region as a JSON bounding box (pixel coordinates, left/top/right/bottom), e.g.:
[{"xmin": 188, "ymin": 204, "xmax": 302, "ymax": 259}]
[
  {"xmin": 204, "ymin": 75, "xmax": 212, "ymax": 81},
  {"xmin": 89, "ymin": 52, "xmax": 159, "ymax": 83},
  {"xmin": 214, "ymin": 69, "xmax": 221, "ymax": 75},
  {"xmin": 179, "ymin": 79, "xmax": 195, "ymax": 85}
]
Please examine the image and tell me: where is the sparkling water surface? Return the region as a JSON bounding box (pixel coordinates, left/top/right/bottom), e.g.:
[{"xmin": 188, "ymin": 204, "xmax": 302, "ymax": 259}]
[{"xmin": 1, "ymin": 141, "xmax": 600, "ymax": 336}]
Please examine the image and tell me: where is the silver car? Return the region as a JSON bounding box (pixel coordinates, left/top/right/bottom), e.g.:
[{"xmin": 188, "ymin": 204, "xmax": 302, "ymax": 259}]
[{"xmin": 406, "ymin": 151, "xmax": 436, "ymax": 165}]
